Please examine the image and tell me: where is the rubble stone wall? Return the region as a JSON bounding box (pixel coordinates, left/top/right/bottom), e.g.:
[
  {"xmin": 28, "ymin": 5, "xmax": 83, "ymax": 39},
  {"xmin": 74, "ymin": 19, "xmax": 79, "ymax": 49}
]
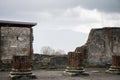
[
  {"xmin": 0, "ymin": 20, "xmax": 36, "ymax": 71},
  {"xmin": 75, "ymin": 27, "xmax": 120, "ymax": 66},
  {"xmin": 0, "ymin": 26, "xmax": 32, "ymax": 64},
  {"xmin": 87, "ymin": 27, "xmax": 120, "ymax": 66},
  {"xmin": 32, "ymin": 54, "xmax": 68, "ymax": 69}
]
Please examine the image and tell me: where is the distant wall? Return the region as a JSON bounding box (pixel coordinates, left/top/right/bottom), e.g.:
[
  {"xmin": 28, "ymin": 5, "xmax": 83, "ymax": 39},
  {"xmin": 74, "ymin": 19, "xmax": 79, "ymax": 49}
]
[{"xmin": 32, "ymin": 54, "xmax": 68, "ymax": 69}]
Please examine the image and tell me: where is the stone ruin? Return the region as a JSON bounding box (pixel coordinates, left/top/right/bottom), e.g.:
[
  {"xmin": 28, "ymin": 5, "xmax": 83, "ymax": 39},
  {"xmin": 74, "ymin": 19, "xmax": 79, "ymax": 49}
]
[
  {"xmin": 0, "ymin": 20, "xmax": 37, "ymax": 79},
  {"xmin": 64, "ymin": 51, "xmax": 89, "ymax": 76},
  {"xmin": 75, "ymin": 27, "xmax": 120, "ymax": 66},
  {"xmin": 66, "ymin": 27, "xmax": 120, "ymax": 75},
  {"xmin": 0, "ymin": 20, "xmax": 120, "ymax": 77},
  {"xmin": 32, "ymin": 54, "xmax": 68, "ymax": 69},
  {"xmin": 106, "ymin": 55, "xmax": 120, "ymax": 74},
  {"xmin": 10, "ymin": 55, "xmax": 36, "ymax": 80}
]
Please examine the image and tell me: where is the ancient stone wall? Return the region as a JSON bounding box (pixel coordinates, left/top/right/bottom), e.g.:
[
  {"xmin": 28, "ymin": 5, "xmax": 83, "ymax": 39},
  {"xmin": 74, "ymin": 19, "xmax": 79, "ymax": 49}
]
[
  {"xmin": 87, "ymin": 27, "xmax": 120, "ymax": 66},
  {"xmin": 0, "ymin": 26, "xmax": 32, "ymax": 64},
  {"xmin": 0, "ymin": 20, "xmax": 36, "ymax": 71},
  {"xmin": 0, "ymin": 21, "xmax": 37, "ymax": 79},
  {"xmin": 75, "ymin": 45, "xmax": 88, "ymax": 60},
  {"xmin": 75, "ymin": 27, "xmax": 120, "ymax": 66},
  {"xmin": 32, "ymin": 54, "xmax": 68, "ymax": 69}
]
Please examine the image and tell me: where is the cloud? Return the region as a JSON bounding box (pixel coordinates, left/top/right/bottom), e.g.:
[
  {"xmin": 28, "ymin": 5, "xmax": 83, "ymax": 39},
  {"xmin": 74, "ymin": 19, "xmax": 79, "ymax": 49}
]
[
  {"xmin": 71, "ymin": 0, "xmax": 120, "ymax": 13},
  {"xmin": 0, "ymin": 0, "xmax": 120, "ymax": 15},
  {"xmin": 63, "ymin": 6, "xmax": 101, "ymax": 23},
  {"xmin": 37, "ymin": 6, "xmax": 120, "ymax": 33}
]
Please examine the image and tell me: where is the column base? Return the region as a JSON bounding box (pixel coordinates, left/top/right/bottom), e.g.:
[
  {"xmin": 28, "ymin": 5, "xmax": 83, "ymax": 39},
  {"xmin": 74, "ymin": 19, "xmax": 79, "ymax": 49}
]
[
  {"xmin": 106, "ymin": 66, "xmax": 120, "ymax": 74},
  {"xmin": 64, "ymin": 67, "xmax": 89, "ymax": 76},
  {"xmin": 9, "ymin": 70, "xmax": 37, "ymax": 80}
]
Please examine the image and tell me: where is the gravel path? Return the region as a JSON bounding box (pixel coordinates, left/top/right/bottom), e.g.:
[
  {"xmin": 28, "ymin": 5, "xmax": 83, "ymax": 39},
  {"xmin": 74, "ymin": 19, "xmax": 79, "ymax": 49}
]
[{"xmin": 0, "ymin": 68, "xmax": 120, "ymax": 80}]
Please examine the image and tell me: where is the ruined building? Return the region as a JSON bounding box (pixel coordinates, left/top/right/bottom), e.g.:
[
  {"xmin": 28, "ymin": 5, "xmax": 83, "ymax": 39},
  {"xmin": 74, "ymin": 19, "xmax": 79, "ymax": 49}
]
[
  {"xmin": 0, "ymin": 20, "xmax": 37, "ymax": 69},
  {"xmin": 75, "ymin": 27, "xmax": 120, "ymax": 66}
]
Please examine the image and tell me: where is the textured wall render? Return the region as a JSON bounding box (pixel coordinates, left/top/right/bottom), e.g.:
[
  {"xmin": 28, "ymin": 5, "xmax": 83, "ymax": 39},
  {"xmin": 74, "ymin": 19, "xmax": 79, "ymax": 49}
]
[
  {"xmin": 75, "ymin": 27, "xmax": 120, "ymax": 66},
  {"xmin": 0, "ymin": 26, "xmax": 31, "ymax": 62}
]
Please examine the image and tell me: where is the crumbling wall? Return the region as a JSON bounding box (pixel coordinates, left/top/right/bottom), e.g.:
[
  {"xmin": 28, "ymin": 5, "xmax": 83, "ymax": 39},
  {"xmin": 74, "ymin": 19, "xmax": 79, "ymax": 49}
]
[
  {"xmin": 75, "ymin": 27, "xmax": 120, "ymax": 66},
  {"xmin": 87, "ymin": 27, "xmax": 120, "ymax": 66},
  {"xmin": 32, "ymin": 54, "xmax": 68, "ymax": 69},
  {"xmin": 75, "ymin": 45, "xmax": 88, "ymax": 60}
]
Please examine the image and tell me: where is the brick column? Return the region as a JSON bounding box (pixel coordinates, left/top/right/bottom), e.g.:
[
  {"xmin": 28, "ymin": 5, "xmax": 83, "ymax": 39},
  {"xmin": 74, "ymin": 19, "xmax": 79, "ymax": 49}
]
[
  {"xmin": 106, "ymin": 55, "xmax": 120, "ymax": 74},
  {"xmin": 65, "ymin": 52, "xmax": 85, "ymax": 76},
  {"xmin": 9, "ymin": 55, "xmax": 36, "ymax": 80}
]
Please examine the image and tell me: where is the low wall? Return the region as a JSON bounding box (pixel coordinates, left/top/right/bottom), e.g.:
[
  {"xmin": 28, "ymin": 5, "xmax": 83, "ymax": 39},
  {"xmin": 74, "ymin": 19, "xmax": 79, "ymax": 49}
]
[{"xmin": 32, "ymin": 54, "xmax": 68, "ymax": 70}]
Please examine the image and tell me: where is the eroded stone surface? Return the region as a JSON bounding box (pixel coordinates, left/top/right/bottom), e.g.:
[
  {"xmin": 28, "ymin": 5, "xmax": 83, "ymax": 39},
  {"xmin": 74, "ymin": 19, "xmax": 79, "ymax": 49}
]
[{"xmin": 75, "ymin": 27, "xmax": 120, "ymax": 66}]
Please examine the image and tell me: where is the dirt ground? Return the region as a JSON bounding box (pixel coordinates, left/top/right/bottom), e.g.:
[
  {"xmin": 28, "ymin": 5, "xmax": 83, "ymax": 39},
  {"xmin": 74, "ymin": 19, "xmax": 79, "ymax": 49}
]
[{"xmin": 0, "ymin": 68, "xmax": 120, "ymax": 80}]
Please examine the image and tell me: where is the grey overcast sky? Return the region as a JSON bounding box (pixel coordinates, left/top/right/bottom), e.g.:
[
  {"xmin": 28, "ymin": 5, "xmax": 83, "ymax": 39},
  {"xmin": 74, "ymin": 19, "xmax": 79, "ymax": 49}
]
[{"xmin": 0, "ymin": 0, "xmax": 120, "ymax": 53}]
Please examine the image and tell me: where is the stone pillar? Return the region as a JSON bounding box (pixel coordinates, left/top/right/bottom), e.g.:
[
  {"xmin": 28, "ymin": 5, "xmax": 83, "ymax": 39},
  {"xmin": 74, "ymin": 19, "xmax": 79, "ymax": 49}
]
[
  {"xmin": 65, "ymin": 52, "xmax": 85, "ymax": 76},
  {"xmin": 9, "ymin": 55, "xmax": 36, "ymax": 80},
  {"xmin": 106, "ymin": 55, "xmax": 120, "ymax": 74},
  {"xmin": 0, "ymin": 59, "xmax": 2, "ymax": 71}
]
